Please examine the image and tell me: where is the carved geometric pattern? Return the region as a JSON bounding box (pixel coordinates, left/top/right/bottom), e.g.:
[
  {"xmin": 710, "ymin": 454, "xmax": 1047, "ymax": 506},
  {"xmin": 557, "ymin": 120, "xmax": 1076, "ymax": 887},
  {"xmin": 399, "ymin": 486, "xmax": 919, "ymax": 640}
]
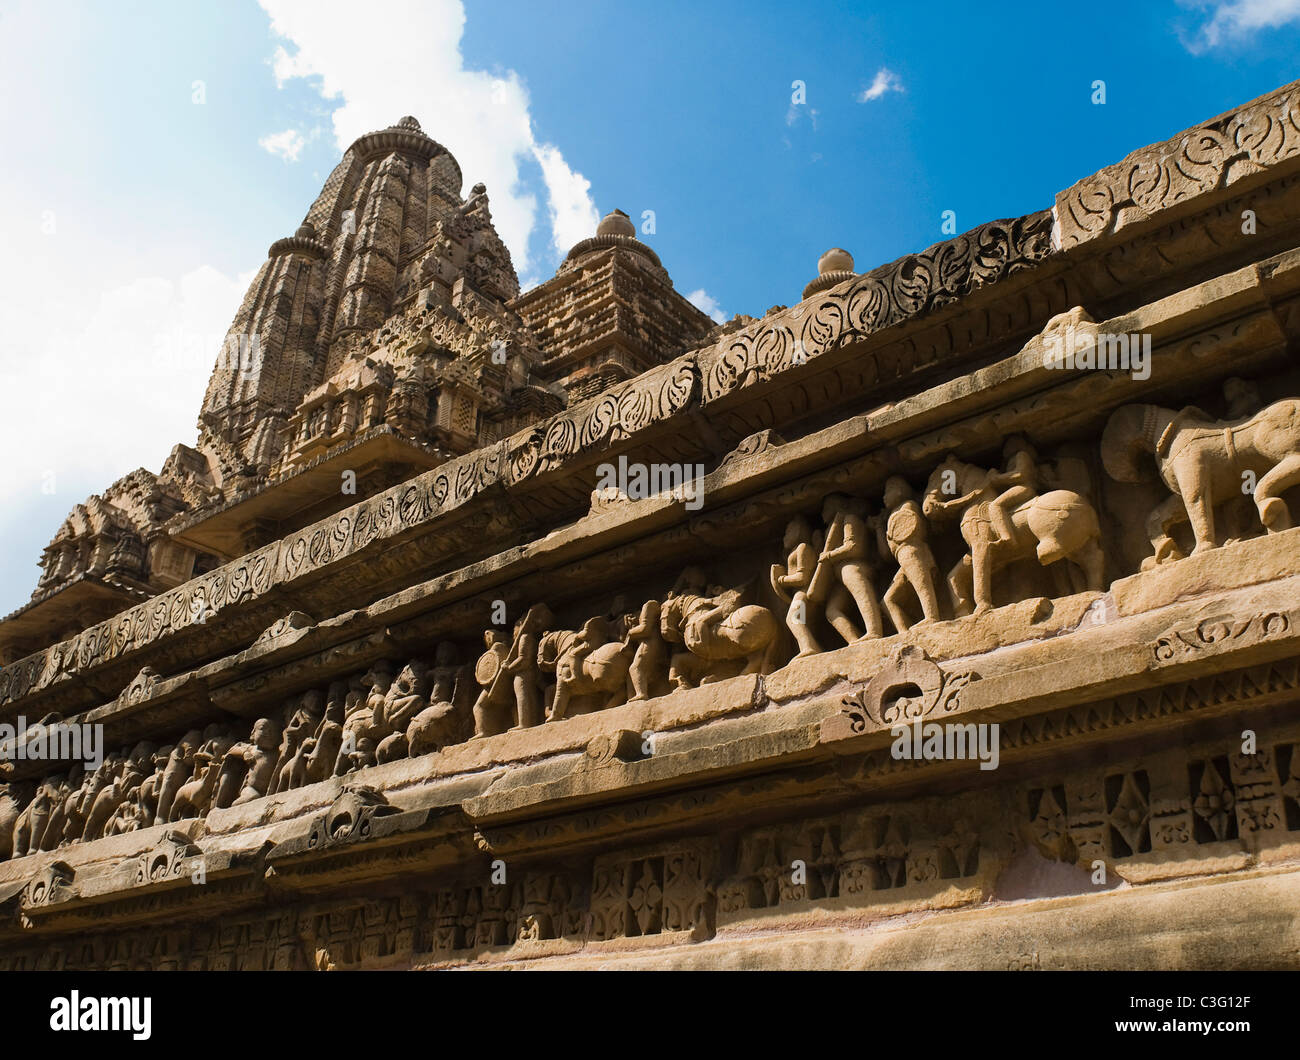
[
  {"xmin": 1189, "ymin": 757, "xmax": 1237, "ymax": 844},
  {"xmin": 1105, "ymin": 771, "xmax": 1151, "ymax": 857}
]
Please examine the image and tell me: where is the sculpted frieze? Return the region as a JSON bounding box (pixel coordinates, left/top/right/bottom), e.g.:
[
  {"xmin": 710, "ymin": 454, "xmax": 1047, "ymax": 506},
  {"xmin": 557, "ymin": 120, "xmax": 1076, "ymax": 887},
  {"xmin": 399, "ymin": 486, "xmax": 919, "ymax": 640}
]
[
  {"xmin": 700, "ymin": 211, "xmax": 1054, "ymax": 405},
  {"xmin": 1102, "ymin": 392, "xmax": 1300, "ymax": 564},
  {"xmin": 3, "ymin": 366, "xmax": 1300, "ymax": 863},
  {"xmin": 1056, "ymin": 81, "xmax": 1300, "ymax": 248},
  {"xmin": 1, "ymin": 257, "xmax": 1285, "ymax": 728}
]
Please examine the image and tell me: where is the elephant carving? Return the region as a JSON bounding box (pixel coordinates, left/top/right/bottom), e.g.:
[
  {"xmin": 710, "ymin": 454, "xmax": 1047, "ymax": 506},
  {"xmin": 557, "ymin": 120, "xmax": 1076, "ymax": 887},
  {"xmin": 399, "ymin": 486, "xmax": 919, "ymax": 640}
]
[
  {"xmin": 540, "ymin": 619, "xmax": 635, "ymax": 721},
  {"xmin": 659, "ymin": 570, "xmax": 779, "ymax": 687},
  {"xmin": 0, "ymin": 782, "xmax": 33, "ymax": 861}
]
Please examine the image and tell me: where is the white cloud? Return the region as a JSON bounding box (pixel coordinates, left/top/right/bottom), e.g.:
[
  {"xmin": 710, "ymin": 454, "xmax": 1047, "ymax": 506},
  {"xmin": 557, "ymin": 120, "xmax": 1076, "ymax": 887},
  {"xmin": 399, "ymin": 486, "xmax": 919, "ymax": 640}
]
[
  {"xmin": 533, "ymin": 143, "xmax": 599, "ymax": 257},
  {"xmin": 1181, "ymin": 0, "xmax": 1300, "ymax": 50},
  {"xmin": 857, "ymin": 68, "xmax": 903, "ymax": 102},
  {"xmin": 686, "ymin": 289, "xmax": 727, "ymax": 325},
  {"xmin": 271, "ymin": 43, "xmax": 315, "ymax": 87},
  {"xmin": 257, "ymin": 0, "xmax": 599, "ymax": 274},
  {"xmin": 259, "ymin": 128, "xmax": 306, "ymax": 161},
  {"xmin": 0, "ymin": 262, "xmax": 255, "ymax": 509},
  {"xmin": 786, "ymin": 105, "xmax": 820, "ymax": 130},
  {"xmin": 0, "ymin": 244, "xmax": 255, "ymax": 616}
]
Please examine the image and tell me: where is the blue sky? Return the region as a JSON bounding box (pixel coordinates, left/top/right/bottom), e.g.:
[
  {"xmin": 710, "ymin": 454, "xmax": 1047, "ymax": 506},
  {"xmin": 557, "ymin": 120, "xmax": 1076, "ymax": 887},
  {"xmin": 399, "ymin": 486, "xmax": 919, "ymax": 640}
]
[{"xmin": 0, "ymin": 0, "xmax": 1298, "ymax": 618}]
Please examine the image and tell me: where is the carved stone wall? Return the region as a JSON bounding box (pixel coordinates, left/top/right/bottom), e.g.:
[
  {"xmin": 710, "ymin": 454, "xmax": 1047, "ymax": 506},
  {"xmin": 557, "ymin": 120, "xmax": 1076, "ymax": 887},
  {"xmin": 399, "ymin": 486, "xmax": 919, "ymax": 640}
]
[{"xmin": 6, "ymin": 81, "xmax": 1300, "ymax": 969}]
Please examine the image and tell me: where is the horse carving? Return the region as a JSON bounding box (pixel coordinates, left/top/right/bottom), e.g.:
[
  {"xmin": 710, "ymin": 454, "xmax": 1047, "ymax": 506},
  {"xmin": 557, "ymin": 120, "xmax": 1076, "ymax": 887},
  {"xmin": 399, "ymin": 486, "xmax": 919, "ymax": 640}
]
[
  {"xmin": 922, "ymin": 455, "xmax": 1104, "ymax": 614},
  {"xmin": 1102, "ymin": 398, "xmax": 1300, "ymax": 562}
]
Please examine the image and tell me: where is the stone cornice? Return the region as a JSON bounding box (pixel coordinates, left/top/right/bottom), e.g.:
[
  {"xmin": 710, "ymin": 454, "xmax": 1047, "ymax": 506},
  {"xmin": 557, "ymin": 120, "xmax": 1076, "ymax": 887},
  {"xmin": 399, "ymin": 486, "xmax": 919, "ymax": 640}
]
[
  {"xmin": 1, "ymin": 552, "xmax": 1298, "ymax": 929},
  {"xmin": 3, "ymin": 238, "xmax": 1300, "ymax": 717},
  {"xmin": 267, "ymin": 234, "xmax": 327, "ymax": 260},
  {"xmin": 1056, "ymin": 79, "xmax": 1300, "ymax": 249},
  {"xmin": 7, "ymin": 80, "xmax": 1300, "ymax": 710}
]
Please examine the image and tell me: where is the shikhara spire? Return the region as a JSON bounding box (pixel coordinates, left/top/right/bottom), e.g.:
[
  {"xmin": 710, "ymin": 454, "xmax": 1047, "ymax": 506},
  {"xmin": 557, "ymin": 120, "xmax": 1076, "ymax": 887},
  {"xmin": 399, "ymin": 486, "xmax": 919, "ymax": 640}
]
[{"xmin": 3, "ymin": 118, "xmax": 717, "ymax": 658}]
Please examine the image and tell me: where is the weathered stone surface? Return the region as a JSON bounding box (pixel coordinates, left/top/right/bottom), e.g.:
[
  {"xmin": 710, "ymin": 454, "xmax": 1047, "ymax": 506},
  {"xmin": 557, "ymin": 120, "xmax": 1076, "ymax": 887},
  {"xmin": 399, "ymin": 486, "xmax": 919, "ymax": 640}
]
[{"xmin": 6, "ymin": 84, "xmax": 1300, "ymax": 971}]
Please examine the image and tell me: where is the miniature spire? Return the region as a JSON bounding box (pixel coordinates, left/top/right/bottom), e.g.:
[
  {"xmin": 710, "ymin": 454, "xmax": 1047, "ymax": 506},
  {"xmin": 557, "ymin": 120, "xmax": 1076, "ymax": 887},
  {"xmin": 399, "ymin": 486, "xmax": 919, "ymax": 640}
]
[
  {"xmin": 802, "ymin": 247, "xmax": 856, "ymax": 299},
  {"xmin": 596, "ymin": 208, "xmax": 637, "ymax": 238}
]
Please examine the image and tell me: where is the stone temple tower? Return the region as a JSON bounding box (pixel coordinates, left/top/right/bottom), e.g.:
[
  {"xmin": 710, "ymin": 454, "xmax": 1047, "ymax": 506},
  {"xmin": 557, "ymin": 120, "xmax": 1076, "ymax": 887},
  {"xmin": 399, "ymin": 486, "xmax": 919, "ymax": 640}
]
[
  {"xmin": 1, "ymin": 117, "xmax": 719, "ymax": 659},
  {"xmin": 199, "ymin": 116, "xmax": 521, "ymax": 482}
]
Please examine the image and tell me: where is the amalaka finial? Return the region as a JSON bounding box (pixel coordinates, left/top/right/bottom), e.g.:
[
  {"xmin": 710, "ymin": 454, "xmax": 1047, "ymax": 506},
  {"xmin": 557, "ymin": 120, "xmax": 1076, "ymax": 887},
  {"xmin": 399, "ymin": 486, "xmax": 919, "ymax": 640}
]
[
  {"xmin": 819, "ymin": 247, "xmax": 854, "ymax": 275},
  {"xmin": 596, "ymin": 209, "xmax": 636, "ymax": 239},
  {"xmin": 803, "ymin": 246, "xmax": 858, "ymax": 299}
]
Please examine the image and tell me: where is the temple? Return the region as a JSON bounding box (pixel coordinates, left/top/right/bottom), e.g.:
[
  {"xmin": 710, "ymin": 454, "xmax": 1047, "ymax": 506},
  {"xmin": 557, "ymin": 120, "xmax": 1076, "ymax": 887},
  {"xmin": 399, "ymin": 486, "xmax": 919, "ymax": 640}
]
[{"xmin": 2, "ymin": 84, "xmax": 1300, "ymax": 968}]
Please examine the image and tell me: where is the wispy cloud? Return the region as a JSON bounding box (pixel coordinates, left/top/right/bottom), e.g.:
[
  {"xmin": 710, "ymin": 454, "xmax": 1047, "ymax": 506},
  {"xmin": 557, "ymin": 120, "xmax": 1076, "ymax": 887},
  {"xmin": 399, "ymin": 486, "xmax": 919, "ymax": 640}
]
[
  {"xmin": 1180, "ymin": 0, "xmax": 1300, "ymax": 51},
  {"xmin": 686, "ymin": 288, "xmax": 727, "ymax": 324},
  {"xmin": 532, "ymin": 144, "xmax": 599, "ymax": 257},
  {"xmin": 258, "ymin": 128, "xmax": 306, "ymax": 162},
  {"xmin": 786, "ymin": 105, "xmax": 820, "ymax": 130},
  {"xmin": 857, "ymin": 67, "xmax": 903, "ymax": 102}
]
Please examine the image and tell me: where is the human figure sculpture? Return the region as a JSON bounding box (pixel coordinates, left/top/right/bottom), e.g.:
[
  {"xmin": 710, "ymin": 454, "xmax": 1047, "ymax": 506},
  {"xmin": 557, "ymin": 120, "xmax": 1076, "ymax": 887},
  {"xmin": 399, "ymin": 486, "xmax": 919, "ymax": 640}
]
[
  {"xmin": 923, "ymin": 450, "xmax": 1104, "ymax": 614},
  {"xmin": 376, "ymin": 661, "xmax": 430, "ymax": 764},
  {"xmin": 217, "ymin": 718, "xmax": 283, "ymax": 807},
  {"xmin": 506, "ymin": 606, "xmax": 549, "ymax": 729},
  {"xmin": 286, "ymin": 726, "xmax": 329, "ymax": 790},
  {"xmin": 770, "ymin": 516, "xmax": 822, "ymax": 658},
  {"xmin": 1102, "ymin": 394, "xmax": 1300, "ymax": 561},
  {"xmin": 273, "ymin": 690, "xmax": 323, "ymax": 791},
  {"xmin": 106, "ymin": 791, "xmax": 146, "ymax": 836},
  {"xmin": 155, "ymin": 729, "xmax": 202, "ymax": 825},
  {"xmin": 303, "ymin": 681, "xmax": 349, "ymax": 785},
  {"xmin": 472, "ymin": 629, "xmax": 514, "ymax": 737},
  {"xmin": 874, "ymin": 476, "xmax": 941, "ymax": 631},
  {"xmin": 334, "ymin": 663, "xmax": 392, "ymax": 776},
  {"xmin": 627, "ymin": 599, "xmax": 670, "ymax": 701},
  {"xmin": 987, "ymin": 437, "xmax": 1040, "ymax": 545},
  {"xmin": 811, "ymin": 494, "xmax": 883, "ymax": 644},
  {"xmin": 427, "ymin": 643, "xmax": 460, "ymax": 705}
]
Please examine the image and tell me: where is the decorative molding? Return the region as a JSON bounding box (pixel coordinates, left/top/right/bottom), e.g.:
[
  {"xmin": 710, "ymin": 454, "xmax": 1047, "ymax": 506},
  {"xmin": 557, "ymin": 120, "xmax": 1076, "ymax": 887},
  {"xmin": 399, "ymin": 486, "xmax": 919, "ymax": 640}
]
[
  {"xmin": 822, "ymin": 645, "xmax": 979, "ymax": 743},
  {"xmin": 1056, "ymin": 81, "xmax": 1300, "ymax": 248}
]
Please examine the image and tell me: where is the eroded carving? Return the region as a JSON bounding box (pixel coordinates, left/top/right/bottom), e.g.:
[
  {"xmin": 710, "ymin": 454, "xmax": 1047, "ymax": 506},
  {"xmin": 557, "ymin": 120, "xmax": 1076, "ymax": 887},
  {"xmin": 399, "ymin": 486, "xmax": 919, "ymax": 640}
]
[{"xmin": 1103, "ymin": 395, "xmax": 1300, "ymax": 563}]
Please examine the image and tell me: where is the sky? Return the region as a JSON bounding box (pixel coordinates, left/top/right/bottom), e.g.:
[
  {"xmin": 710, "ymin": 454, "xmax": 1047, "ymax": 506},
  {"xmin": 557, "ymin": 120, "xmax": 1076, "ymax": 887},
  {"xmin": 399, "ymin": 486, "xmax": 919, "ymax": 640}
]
[{"xmin": 0, "ymin": 0, "xmax": 1299, "ymax": 618}]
